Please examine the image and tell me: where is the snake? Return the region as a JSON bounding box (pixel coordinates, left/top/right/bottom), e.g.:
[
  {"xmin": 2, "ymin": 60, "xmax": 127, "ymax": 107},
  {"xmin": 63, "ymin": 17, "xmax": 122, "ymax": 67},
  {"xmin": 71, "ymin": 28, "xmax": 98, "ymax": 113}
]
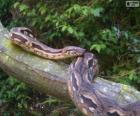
[{"xmin": 10, "ymin": 27, "xmax": 140, "ymax": 116}]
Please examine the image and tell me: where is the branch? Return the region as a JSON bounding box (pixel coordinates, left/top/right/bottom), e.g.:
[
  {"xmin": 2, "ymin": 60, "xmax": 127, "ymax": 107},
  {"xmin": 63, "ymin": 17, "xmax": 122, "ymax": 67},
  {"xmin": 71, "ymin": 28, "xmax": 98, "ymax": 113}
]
[{"xmin": 0, "ymin": 22, "xmax": 140, "ymax": 106}]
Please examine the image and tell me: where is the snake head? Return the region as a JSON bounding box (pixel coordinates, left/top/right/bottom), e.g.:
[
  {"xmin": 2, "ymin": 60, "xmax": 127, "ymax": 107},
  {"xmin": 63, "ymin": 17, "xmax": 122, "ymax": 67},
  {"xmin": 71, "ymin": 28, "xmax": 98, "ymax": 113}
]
[
  {"xmin": 62, "ymin": 46, "xmax": 86, "ymax": 57},
  {"xmin": 10, "ymin": 27, "xmax": 35, "ymax": 39},
  {"xmin": 10, "ymin": 27, "xmax": 37, "ymax": 46}
]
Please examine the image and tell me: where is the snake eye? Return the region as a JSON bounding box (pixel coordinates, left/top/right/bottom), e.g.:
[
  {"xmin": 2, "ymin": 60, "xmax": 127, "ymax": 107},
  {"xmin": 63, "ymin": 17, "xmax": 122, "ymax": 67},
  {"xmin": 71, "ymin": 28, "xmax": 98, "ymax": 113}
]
[
  {"xmin": 28, "ymin": 33, "xmax": 34, "ymax": 38},
  {"xmin": 23, "ymin": 30, "xmax": 34, "ymax": 38},
  {"xmin": 21, "ymin": 29, "xmax": 34, "ymax": 38},
  {"xmin": 23, "ymin": 31, "xmax": 28, "ymax": 35}
]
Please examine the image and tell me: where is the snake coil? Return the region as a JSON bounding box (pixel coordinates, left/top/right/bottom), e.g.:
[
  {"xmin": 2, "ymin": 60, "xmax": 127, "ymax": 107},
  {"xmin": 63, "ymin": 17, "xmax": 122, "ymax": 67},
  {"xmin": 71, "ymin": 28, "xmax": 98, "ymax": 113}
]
[{"xmin": 10, "ymin": 27, "xmax": 140, "ymax": 116}]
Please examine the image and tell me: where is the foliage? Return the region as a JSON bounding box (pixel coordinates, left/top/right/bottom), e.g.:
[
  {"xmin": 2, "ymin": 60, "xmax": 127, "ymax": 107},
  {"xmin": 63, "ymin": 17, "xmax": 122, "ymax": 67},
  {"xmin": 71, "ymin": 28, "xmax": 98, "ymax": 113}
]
[
  {"xmin": 0, "ymin": 0, "xmax": 16, "ymax": 26},
  {"xmin": 11, "ymin": 0, "xmax": 140, "ymax": 84},
  {"xmin": 11, "ymin": 1, "xmax": 140, "ymax": 54},
  {"xmin": 0, "ymin": 70, "xmax": 30, "ymax": 113}
]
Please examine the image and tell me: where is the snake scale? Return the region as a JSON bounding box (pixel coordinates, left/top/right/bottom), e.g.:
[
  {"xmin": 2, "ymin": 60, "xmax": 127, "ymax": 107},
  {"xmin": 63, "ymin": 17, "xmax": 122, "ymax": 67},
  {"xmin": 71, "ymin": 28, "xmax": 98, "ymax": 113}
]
[{"xmin": 10, "ymin": 27, "xmax": 140, "ymax": 116}]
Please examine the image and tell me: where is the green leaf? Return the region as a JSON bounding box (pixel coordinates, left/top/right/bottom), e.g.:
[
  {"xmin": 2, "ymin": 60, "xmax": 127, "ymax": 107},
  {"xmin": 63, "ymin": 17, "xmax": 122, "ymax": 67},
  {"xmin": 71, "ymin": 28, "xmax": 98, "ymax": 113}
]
[
  {"xmin": 13, "ymin": 2, "xmax": 20, "ymax": 8},
  {"xmin": 137, "ymin": 57, "xmax": 140, "ymax": 63},
  {"xmin": 19, "ymin": 4, "xmax": 29, "ymax": 12},
  {"xmin": 39, "ymin": 6, "xmax": 47, "ymax": 15},
  {"xmin": 90, "ymin": 44, "xmax": 106, "ymax": 53},
  {"xmin": 128, "ymin": 71, "xmax": 135, "ymax": 80},
  {"xmin": 73, "ymin": 4, "xmax": 81, "ymax": 11},
  {"xmin": 67, "ymin": 27, "xmax": 74, "ymax": 34},
  {"xmin": 124, "ymin": 32, "xmax": 129, "ymax": 39},
  {"xmin": 82, "ymin": 8, "xmax": 89, "ymax": 15},
  {"xmin": 91, "ymin": 7, "xmax": 103, "ymax": 17},
  {"xmin": 61, "ymin": 25, "xmax": 67, "ymax": 32}
]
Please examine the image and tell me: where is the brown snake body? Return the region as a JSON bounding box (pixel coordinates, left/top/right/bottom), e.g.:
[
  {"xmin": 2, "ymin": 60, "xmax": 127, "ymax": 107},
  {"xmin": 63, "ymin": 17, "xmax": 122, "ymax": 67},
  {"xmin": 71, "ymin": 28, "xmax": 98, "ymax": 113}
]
[
  {"xmin": 10, "ymin": 27, "xmax": 140, "ymax": 116},
  {"xmin": 10, "ymin": 27, "xmax": 85, "ymax": 60}
]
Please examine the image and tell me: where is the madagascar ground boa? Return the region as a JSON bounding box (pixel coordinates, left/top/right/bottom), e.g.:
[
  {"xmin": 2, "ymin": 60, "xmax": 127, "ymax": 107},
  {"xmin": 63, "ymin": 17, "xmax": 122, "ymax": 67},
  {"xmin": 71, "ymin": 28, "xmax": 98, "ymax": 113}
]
[{"xmin": 10, "ymin": 27, "xmax": 140, "ymax": 116}]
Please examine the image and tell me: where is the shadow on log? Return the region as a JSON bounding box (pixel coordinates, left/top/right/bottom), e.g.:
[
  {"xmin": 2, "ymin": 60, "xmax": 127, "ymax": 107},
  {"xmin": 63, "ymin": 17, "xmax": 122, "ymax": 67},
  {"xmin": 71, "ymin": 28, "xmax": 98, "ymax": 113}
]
[{"xmin": 0, "ymin": 22, "xmax": 140, "ymax": 106}]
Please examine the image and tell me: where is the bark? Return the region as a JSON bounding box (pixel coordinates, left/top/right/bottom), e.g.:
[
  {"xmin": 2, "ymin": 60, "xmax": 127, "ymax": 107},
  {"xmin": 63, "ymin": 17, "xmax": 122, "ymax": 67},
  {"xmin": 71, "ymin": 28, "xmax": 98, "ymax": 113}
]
[{"xmin": 0, "ymin": 22, "xmax": 140, "ymax": 106}]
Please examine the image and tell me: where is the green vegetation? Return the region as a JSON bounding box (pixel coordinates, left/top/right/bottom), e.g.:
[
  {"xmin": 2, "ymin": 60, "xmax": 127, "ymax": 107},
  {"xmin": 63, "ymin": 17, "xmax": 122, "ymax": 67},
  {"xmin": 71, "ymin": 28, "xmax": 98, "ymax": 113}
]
[{"xmin": 0, "ymin": 0, "xmax": 140, "ymax": 115}]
